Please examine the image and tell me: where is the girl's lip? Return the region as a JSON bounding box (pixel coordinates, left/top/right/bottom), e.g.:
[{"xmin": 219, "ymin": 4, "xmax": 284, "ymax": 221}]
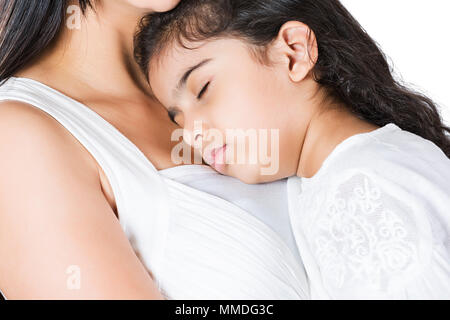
[{"xmin": 204, "ymin": 144, "xmax": 227, "ymax": 170}]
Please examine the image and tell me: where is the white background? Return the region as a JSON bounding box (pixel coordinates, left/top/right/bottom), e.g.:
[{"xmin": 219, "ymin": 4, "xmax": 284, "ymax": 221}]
[{"xmin": 341, "ymin": 0, "xmax": 450, "ymax": 125}]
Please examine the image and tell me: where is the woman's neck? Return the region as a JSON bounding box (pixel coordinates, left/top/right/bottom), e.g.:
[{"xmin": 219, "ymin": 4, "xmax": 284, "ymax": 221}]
[
  {"xmin": 18, "ymin": 0, "xmax": 151, "ymax": 101},
  {"xmin": 296, "ymin": 107, "xmax": 379, "ymax": 179}
]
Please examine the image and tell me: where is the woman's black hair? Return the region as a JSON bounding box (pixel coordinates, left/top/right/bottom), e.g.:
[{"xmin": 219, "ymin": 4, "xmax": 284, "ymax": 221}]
[
  {"xmin": 135, "ymin": 0, "xmax": 450, "ymax": 157},
  {"xmin": 0, "ymin": 0, "xmax": 93, "ymax": 82}
]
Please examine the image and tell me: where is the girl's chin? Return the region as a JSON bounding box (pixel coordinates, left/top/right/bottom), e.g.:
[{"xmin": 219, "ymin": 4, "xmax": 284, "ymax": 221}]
[{"xmin": 209, "ymin": 162, "xmax": 227, "ymax": 175}]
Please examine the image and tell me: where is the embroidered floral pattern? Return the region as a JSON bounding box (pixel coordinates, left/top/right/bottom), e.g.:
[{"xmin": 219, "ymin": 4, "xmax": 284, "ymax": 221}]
[{"xmin": 300, "ymin": 174, "xmax": 419, "ymax": 295}]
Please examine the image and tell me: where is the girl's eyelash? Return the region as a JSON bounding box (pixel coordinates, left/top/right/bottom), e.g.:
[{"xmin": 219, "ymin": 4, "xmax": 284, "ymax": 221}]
[
  {"xmin": 168, "ymin": 81, "xmax": 211, "ymax": 125},
  {"xmin": 197, "ymin": 81, "xmax": 210, "ymax": 100},
  {"xmin": 168, "ymin": 110, "xmax": 178, "ymax": 124}
]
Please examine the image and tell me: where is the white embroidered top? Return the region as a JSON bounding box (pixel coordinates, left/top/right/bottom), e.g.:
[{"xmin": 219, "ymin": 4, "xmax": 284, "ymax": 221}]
[{"xmin": 288, "ymin": 124, "xmax": 450, "ymax": 299}]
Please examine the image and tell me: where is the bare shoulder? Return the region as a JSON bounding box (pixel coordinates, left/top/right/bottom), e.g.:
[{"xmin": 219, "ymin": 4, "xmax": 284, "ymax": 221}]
[
  {"xmin": 0, "ymin": 99, "xmax": 60, "ymax": 125},
  {"xmin": 0, "ymin": 100, "xmax": 98, "ymax": 175},
  {"xmin": 0, "ymin": 99, "xmax": 79, "ymax": 142}
]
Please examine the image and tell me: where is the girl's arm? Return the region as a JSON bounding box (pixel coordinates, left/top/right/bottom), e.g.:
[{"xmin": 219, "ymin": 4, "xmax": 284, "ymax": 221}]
[{"xmin": 0, "ymin": 101, "xmax": 163, "ymax": 300}]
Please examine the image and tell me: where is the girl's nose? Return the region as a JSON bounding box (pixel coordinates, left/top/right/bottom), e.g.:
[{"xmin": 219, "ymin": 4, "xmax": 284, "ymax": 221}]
[{"xmin": 183, "ymin": 119, "xmax": 207, "ymax": 148}]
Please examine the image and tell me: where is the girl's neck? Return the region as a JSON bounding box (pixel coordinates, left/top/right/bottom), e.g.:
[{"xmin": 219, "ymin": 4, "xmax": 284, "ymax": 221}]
[
  {"xmin": 296, "ymin": 107, "xmax": 379, "ymax": 179},
  {"xmin": 18, "ymin": 1, "xmax": 151, "ymax": 101}
]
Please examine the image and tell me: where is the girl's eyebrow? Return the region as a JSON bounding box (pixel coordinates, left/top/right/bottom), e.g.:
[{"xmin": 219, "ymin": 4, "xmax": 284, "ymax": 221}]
[{"xmin": 174, "ymin": 58, "xmax": 213, "ymax": 96}]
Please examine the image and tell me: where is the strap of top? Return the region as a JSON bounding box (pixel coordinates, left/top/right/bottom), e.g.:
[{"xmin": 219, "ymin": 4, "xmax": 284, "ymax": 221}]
[
  {"xmin": 0, "ymin": 77, "xmax": 158, "ymax": 171},
  {"xmin": 0, "ymin": 77, "xmax": 172, "ymax": 282}
]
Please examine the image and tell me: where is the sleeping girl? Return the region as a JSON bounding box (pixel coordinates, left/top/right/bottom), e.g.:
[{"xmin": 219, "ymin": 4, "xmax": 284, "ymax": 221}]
[{"xmin": 134, "ymin": 0, "xmax": 450, "ymax": 299}]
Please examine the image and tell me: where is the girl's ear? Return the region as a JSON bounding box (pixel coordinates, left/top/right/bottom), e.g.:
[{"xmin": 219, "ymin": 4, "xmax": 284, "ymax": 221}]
[{"xmin": 270, "ymin": 21, "xmax": 318, "ymax": 83}]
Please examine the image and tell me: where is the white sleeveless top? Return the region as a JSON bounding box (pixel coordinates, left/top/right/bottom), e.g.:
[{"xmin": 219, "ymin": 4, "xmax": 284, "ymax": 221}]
[
  {"xmin": 287, "ymin": 124, "xmax": 450, "ymax": 299},
  {"xmin": 0, "ymin": 77, "xmax": 309, "ymax": 300}
]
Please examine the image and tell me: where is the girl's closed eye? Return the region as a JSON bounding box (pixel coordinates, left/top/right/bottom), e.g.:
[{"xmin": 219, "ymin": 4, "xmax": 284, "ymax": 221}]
[
  {"xmin": 167, "ymin": 80, "xmax": 212, "ymax": 125},
  {"xmin": 197, "ymin": 81, "xmax": 210, "ymax": 100}
]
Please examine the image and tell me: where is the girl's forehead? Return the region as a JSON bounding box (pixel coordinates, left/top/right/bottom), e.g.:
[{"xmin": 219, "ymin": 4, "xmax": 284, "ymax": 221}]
[
  {"xmin": 149, "ymin": 38, "xmax": 251, "ymax": 104},
  {"xmin": 151, "ymin": 38, "xmax": 244, "ymax": 77}
]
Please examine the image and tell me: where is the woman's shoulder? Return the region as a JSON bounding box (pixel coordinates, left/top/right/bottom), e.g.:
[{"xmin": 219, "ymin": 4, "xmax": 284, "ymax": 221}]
[
  {"xmin": 0, "ymin": 100, "xmax": 72, "ymax": 145},
  {"xmin": 0, "ymin": 99, "xmax": 61, "ymax": 129},
  {"xmin": 0, "ymin": 100, "xmax": 99, "ymax": 176}
]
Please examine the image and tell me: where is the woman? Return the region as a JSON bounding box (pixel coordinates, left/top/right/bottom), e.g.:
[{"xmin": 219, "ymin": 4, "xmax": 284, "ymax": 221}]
[{"xmin": 0, "ymin": 0, "xmax": 308, "ymax": 299}]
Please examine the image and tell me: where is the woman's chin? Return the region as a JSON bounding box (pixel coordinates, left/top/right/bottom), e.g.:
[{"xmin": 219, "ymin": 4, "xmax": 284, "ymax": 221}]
[
  {"xmin": 151, "ymin": 0, "xmax": 181, "ymax": 12},
  {"xmin": 125, "ymin": 0, "xmax": 180, "ymax": 12}
]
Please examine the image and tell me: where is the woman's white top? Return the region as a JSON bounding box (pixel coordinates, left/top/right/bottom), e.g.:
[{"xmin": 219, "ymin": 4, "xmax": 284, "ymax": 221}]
[
  {"xmin": 288, "ymin": 124, "xmax": 450, "ymax": 299},
  {"xmin": 0, "ymin": 77, "xmax": 309, "ymax": 300},
  {"xmin": 159, "ymin": 165, "xmax": 303, "ymax": 266}
]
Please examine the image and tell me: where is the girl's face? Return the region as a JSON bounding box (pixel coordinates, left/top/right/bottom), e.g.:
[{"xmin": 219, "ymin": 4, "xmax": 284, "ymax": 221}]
[
  {"xmin": 125, "ymin": 0, "xmax": 181, "ymax": 11},
  {"xmin": 149, "ymin": 25, "xmax": 319, "ymax": 183}
]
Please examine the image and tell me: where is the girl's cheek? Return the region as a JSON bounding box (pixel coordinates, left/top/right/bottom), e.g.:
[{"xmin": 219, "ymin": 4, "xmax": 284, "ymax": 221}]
[{"xmin": 219, "ymin": 97, "xmax": 247, "ymax": 129}]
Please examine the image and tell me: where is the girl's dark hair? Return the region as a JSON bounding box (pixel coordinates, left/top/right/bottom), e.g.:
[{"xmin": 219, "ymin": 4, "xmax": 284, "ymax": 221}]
[
  {"xmin": 135, "ymin": 0, "xmax": 450, "ymax": 157},
  {"xmin": 0, "ymin": 0, "xmax": 92, "ymax": 82}
]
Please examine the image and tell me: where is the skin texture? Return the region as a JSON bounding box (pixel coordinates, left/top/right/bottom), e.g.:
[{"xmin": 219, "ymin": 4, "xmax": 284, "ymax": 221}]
[
  {"xmin": 0, "ymin": 0, "xmax": 181, "ymax": 299},
  {"xmin": 149, "ymin": 21, "xmax": 378, "ymax": 184},
  {"xmin": 125, "ymin": 0, "xmax": 180, "ymax": 11}
]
